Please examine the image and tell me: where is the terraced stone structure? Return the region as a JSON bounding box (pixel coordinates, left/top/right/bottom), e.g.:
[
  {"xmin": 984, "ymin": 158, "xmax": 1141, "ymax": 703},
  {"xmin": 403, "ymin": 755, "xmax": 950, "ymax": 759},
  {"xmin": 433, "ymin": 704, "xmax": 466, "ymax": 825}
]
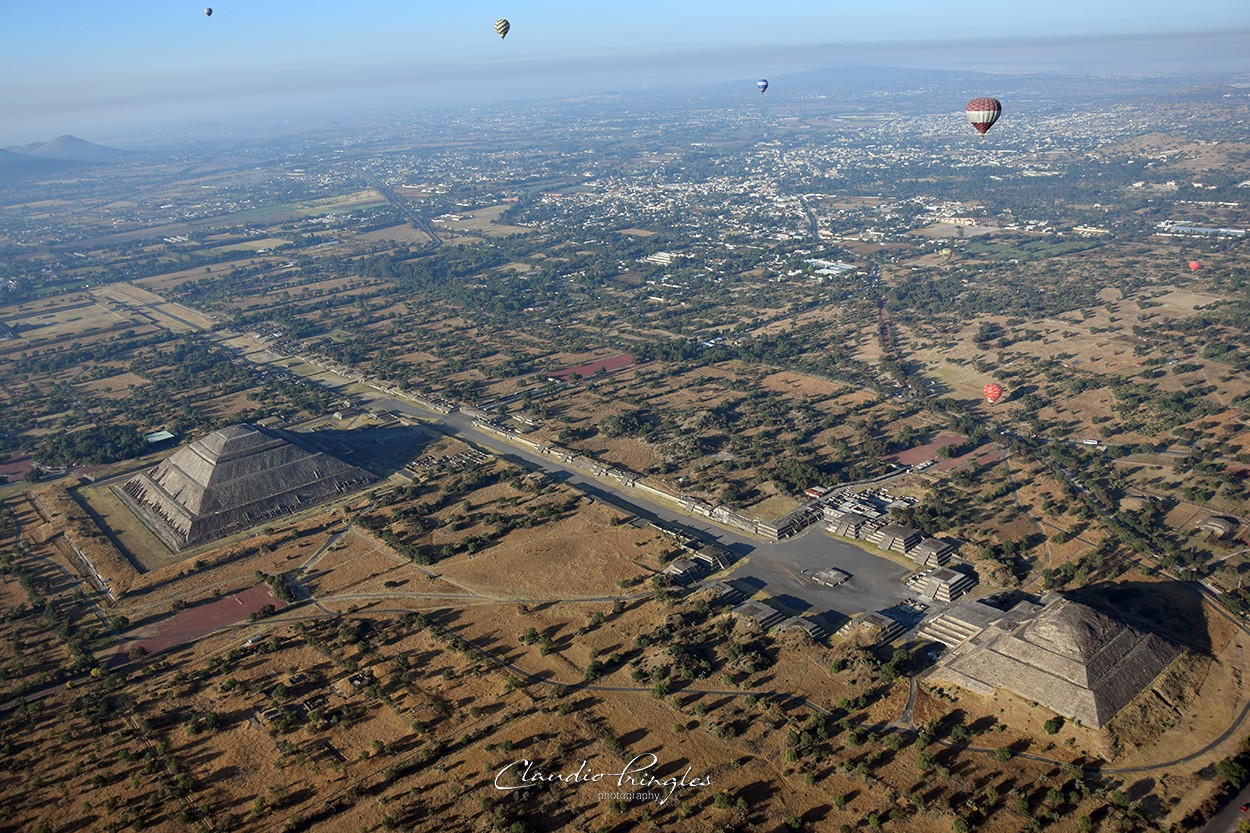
[
  {"xmin": 117, "ymin": 423, "xmax": 374, "ymax": 551},
  {"xmin": 929, "ymin": 594, "xmax": 1181, "ymax": 728}
]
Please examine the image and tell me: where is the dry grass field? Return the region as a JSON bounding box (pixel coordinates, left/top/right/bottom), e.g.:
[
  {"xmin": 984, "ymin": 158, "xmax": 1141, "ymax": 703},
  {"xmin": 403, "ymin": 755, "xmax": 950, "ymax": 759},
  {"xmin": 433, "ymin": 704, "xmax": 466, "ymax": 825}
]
[
  {"xmin": 435, "ymin": 502, "xmax": 663, "ymax": 599},
  {"xmin": 294, "ymin": 189, "xmax": 387, "ymax": 216},
  {"xmin": 355, "ymin": 224, "xmax": 435, "ymax": 245},
  {"xmin": 134, "ymin": 256, "xmax": 281, "ymax": 294},
  {"xmin": 92, "ymin": 282, "xmax": 217, "ymax": 330},
  {"xmin": 434, "ymin": 204, "xmax": 532, "ymax": 238},
  {"xmin": 78, "ymin": 371, "xmax": 154, "ymax": 399},
  {"xmin": 204, "ymin": 236, "xmax": 292, "ymax": 253}
]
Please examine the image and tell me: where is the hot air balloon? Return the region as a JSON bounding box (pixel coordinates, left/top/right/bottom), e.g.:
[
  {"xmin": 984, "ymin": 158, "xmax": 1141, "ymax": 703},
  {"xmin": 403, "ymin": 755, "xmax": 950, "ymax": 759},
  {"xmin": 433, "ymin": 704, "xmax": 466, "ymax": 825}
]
[
  {"xmin": 757, "ymin": 79, "xmax": 769, "ymax": 95},
  {"xmin": 983, "ymin": 383, "xmax": 1004, "ymax": 405},
  {"xmin": 965, "ymin": 98, "xmax": 1002, "ymax": 136},
  {"xmin": 494, "ymin": 19, "xmax": 510, "ymax": 39},
  {"xmin": 204, "ymin": 6, "xmax": 212, "ymax": 15},
  {"xmin": 1188, "ymin": 260, "xmax": 1202, "ymax": 271}
]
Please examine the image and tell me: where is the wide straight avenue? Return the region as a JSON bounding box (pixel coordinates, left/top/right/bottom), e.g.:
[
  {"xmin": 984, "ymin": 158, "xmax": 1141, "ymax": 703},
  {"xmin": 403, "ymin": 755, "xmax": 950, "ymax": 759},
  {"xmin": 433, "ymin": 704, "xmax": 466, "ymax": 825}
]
[{"xmin": 370, "ymin": 395, "xmax": 916, "ymax": 629}]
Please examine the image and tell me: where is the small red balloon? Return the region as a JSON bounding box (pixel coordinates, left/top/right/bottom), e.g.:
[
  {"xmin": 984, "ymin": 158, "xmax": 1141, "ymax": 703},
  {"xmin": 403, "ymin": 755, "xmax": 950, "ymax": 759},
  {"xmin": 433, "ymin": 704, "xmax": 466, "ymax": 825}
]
[
  {"xmin": 983, "ymin": 383, "xmax": 1003, "ymax": 404},
  {"xmin": 1188, "ymin": 261, "xmax": 1201, "ymax": 271}
]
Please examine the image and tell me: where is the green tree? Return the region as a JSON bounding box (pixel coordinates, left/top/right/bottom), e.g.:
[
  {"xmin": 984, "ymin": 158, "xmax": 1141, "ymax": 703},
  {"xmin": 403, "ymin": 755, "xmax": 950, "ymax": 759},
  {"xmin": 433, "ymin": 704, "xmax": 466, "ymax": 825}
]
[{"xmin": 1216, "ymin": 757, "xmax": 1248, "ymax": 787}]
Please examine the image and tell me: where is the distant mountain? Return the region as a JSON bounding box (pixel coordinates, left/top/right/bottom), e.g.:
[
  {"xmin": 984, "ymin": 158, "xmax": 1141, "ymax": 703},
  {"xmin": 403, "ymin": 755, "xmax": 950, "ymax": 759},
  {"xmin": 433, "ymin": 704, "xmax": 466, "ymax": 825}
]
[
  {"xmin": 0, "ymin": 147, "xmax": 80, "ymax": 173},
  {"xmin": 9, "ymin": 135, "xmax": 134, "ymax": 163}
]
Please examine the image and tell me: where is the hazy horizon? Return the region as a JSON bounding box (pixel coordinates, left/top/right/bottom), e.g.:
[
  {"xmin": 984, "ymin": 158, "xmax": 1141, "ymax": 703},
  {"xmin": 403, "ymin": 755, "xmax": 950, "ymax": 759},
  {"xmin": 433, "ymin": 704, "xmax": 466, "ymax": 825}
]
[{"xmin": 4, "ymin": 15, "xmax": 1249, "ymax": 147}]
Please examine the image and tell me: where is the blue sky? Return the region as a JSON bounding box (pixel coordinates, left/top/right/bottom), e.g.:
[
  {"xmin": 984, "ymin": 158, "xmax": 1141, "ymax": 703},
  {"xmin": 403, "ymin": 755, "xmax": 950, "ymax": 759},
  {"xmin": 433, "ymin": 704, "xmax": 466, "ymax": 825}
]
[{"xmin": 2, "ymin": 1, "xmax": 1248, "ymax": 144}]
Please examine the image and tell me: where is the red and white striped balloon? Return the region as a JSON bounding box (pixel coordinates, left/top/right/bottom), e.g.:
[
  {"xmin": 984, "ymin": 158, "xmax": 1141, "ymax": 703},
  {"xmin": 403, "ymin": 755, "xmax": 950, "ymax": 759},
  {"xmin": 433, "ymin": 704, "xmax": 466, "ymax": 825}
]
[{"xmin": 966, "ymin": 98, "xmax": 1002, "ymax": 135}]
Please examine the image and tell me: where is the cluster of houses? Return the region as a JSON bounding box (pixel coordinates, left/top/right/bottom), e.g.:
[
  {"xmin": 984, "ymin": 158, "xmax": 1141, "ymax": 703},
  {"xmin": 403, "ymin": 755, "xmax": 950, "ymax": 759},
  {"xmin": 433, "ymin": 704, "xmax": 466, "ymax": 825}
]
[{"xmin": 254, "ymin": 671, "xmax": 331, "ymax": 727}]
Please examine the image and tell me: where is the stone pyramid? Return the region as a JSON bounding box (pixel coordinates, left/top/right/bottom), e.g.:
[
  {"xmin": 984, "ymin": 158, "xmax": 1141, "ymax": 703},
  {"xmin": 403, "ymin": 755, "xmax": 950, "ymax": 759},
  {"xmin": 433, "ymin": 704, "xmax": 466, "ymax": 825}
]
[
  {"xmin": 929, "ymin": 595, "xmax": 1180, "ymax": 728},
  {"xmin": 117, "ymin": 423, "xmax": 375, "ymax": 551}
]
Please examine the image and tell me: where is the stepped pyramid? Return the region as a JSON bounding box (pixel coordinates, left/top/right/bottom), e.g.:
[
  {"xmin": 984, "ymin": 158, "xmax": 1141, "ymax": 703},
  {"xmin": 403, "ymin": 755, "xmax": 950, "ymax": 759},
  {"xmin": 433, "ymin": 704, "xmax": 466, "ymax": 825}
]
[
  {"xmin": 929, "ymin": 595, "xmax": 1180, "ymax": 728},
  {"xmin": 117, "ymin": 424, "xmax": 375, "ymax": 551}
]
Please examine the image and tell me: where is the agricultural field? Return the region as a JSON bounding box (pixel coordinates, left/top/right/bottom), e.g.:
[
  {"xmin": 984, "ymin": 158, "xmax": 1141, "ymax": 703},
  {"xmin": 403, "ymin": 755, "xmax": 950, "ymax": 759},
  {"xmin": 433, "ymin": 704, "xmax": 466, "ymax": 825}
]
[
  {"xmin": 294, "ymin": 189, "xmax": 388, "ymax": 217},
  {"xmin": 431, "ymin": 203, "xmax": 533, "ymax": 240},
  {"xmin": 0, "ymin": 288, "xmax": 337, "ymax": 472}
]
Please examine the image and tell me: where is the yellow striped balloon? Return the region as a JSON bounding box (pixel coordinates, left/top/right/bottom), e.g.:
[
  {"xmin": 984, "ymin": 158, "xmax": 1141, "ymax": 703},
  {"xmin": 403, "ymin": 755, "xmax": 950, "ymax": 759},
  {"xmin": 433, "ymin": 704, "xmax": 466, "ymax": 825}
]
[{"xmin": 494, "ymin": 19, "xmax": 510, "ymax": 39}]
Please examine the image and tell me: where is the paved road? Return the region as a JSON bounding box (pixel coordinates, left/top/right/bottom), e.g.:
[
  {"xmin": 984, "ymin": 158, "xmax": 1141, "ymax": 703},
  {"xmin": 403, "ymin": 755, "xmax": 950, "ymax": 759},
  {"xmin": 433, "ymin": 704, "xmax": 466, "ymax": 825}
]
[
  {"xmin": 370, "ymin": 397, "xmax": 914, "ymax": 623},
  {"xmin": 208, "ymin": 305, "xmax": 918, "ymax": 622},
  {"xmin": 1202, "ymin": 790, "xmax": 1250, "ymax": 833},
  {"xmin": 358, "ymin": 170, "xmax": 442, "ymax": 252}
]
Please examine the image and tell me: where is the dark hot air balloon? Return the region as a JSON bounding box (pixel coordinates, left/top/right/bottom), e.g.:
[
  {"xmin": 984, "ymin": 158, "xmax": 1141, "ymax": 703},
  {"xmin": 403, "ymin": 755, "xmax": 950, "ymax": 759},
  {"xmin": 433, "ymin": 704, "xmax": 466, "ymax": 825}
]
[
  {"xmin": 1188, "ymin": 260, "xmax": 1202, "ymax": 271},
  {"xmin": 494, "ymin": 19, "xmax": 510, "ymax": 39},
  {"xmin": 204, "ymin": 7, "xmax": 212, "ymax": 15},
  {"xmin": 983, "ymin": 383, "xmax": 1004, "ymax": 405},
  {"xmin": 966, "ymin": 98, "xmax": 1002, "ymax": 135},
  {"xmin": 757, "ymin": 79, "xmax": 769, "ymax": 95}
]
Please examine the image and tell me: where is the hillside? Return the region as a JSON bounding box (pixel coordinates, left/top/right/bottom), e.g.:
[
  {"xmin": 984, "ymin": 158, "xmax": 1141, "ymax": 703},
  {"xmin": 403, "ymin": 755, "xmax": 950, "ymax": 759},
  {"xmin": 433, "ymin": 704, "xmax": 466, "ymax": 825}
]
[
  {"xmin": 0, "ymin": 147, "xmax": 79, "ymax": 173},
  {"xmin": 14, "ymin": 134, "xmax": 133, "ymax": 162}
]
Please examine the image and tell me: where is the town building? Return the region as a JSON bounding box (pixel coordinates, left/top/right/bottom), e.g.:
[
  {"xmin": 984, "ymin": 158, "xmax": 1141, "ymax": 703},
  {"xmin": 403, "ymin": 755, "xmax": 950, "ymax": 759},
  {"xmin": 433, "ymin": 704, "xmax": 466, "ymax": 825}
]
[
  {"xmin": 910, "ymin": 537, "xmax": 957, "ymax": 567},
  {"xmin": 705, "ymin": 581, "xmax": 745, "ymax": 604},
  {"xmin": 662, "ymin": 557, "xmax": 704, "ymax": 585},
  {"xmin": 827, "ymin": 511, "xmax": 870, "ymax": 539}
]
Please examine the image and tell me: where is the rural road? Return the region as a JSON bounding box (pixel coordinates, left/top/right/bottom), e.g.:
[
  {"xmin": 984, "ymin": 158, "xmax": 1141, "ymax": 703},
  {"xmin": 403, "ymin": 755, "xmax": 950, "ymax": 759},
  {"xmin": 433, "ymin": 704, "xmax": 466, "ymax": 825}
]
[{"xmin": 1202, "ymin": 789, "xmax": 1250, "ymax": 833}]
